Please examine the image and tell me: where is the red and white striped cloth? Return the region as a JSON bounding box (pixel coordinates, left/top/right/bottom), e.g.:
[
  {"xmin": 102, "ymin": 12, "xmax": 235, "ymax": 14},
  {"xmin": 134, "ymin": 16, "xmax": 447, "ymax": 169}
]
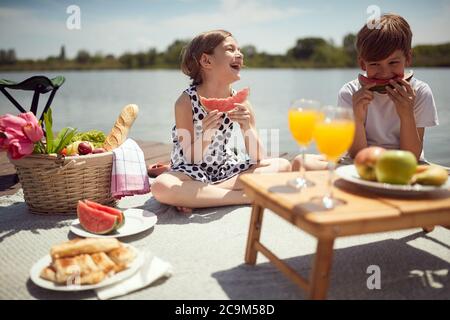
[{"xmin": 111, "ymin": 139, "xmax": 151, "ymax": 199}]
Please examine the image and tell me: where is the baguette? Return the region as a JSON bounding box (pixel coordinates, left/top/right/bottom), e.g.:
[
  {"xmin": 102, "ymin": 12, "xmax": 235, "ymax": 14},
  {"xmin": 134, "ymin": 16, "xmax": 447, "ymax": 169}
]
[
  {"xmin": 103, "ymin": 104, "xmax": 139, "ymax": 151},
  {"xmin": 50, "ymin": 238, "xmax": 120, "ymax": 260}
]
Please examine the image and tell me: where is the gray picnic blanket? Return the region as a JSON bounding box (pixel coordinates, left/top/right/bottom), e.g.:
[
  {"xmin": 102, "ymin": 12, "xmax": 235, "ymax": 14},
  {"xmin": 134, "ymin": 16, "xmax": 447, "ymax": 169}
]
[{"xmin": 0, "ymin": 189, "xmax": 449, "ymax": 300}]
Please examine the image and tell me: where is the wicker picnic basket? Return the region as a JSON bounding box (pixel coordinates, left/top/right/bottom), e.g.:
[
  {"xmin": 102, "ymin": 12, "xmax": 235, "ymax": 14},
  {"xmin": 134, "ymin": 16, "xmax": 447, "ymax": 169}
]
[{"xmin": 10, "ymin": 152, "xmax": 117, "ymax": 214}]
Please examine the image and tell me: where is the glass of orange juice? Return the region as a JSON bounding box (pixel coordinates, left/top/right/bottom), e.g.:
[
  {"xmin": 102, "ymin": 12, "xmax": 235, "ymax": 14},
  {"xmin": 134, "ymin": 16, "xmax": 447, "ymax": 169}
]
[
  {"xmin": 311, "ymin": 105, "xmax": 355, "ymax": 209},
  {"xmin": 288, "ymin": 99, "xmax": 322, "ymax": 189}
]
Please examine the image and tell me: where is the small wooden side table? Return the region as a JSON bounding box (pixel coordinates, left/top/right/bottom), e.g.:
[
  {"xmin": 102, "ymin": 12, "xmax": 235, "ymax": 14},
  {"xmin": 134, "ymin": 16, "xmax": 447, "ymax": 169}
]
[{"xmin": 239, "ymin": 171, "xmax": 450, "ymax": 300}]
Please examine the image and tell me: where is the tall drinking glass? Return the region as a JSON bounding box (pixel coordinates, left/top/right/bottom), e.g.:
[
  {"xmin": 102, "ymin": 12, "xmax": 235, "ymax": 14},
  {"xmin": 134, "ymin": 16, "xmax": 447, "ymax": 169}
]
[
  {"xmin": 311, "ymin": 106, "xmax": 355, "ymax": 209},
  {"xmin": 288, "ymin": 99, "xmax": 322, "ymax": 189}
]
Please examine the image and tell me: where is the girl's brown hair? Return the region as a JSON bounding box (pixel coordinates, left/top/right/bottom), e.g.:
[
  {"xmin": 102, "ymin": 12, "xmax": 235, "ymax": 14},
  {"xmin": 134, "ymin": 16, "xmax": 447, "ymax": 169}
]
[
  {"xmin": 356, "ymin": 13, "xmax": 412, "ymax": 62},
  {"xmin": 181, "ymin": 29, "xmax": 232, "ymax": 85}
]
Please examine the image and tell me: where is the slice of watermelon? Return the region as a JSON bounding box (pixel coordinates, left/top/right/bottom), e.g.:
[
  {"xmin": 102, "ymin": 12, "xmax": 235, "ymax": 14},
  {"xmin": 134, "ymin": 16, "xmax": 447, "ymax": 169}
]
[
  {"xmin": 77, "ymin": 200, "xmax": 118, "ymax": 235},
  {"xmin": 84, "ymin": 199, "xmax": 124, "ymax": 228},
  {"xmin": 200, "ymin": 87, "xmax": 250, "ymax": 112},
  {"xmin": 358, "ymin": 70, "xmax": 413, "ymax": 94}
]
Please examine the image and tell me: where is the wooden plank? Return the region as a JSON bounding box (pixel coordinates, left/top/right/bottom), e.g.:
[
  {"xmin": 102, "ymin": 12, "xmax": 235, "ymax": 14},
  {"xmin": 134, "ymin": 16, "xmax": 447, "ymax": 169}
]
[
  {"xmin": 0, "ymin": 141, "xmax": 295, "ymax": 173},
  {"xmin": 0, "ymin": 153, "xmax": 20, "ymax": 195},
  {"xmin": 145, "ymin": 154, "xmax": 171, "ymax": 165},
  {"xmin": 0, "ymin": 173, "xmax": 20, "ymax": 196},
  {"xmin": 0, "ymin": 165, "xmax": 16, "ymax": 175},
  {"xmin": 282, "ymin": 152, "xmax": 298, "ymax": 162},
  {"xmin": 137, "ymin": 140, "xmax": 172, "ymax": 164},
  {"xmin": 0, "ymin": 139, "xmax": 298, "ymax": 197}
]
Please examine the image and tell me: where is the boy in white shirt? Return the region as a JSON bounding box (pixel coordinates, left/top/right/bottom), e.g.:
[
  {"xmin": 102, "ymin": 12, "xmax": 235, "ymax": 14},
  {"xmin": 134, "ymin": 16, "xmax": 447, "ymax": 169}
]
[
  {"xmin": 339, "ymin": 13, "xmax": 438, "ymax": 161},
  {"xmin": 292, "ymin": 13, "xmax": 439, "ymax": 170}
]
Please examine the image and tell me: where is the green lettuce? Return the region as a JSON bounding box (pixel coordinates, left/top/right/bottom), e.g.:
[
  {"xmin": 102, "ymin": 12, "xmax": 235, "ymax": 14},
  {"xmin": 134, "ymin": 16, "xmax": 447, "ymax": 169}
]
[
  {"xmin": 71, "ymin": 130, "xmax": 106, "ymax": 148},
  {"xmin": 34, "ymin": 108, "xmax": 77, "ymax": 154}
]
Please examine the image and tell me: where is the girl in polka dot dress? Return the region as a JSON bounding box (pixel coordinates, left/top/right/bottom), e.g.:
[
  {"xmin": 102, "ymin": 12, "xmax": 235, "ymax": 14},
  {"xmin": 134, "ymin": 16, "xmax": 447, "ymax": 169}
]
[{"xmin": 152, "ymin": 30, "xmax": 291, "ymax": 212}]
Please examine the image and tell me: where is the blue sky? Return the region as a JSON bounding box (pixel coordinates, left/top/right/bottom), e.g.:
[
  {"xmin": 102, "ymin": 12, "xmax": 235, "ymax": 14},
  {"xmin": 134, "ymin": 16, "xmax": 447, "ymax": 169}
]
[{"xmin": 1, "ymin": 0, "xmax": 449, "ymax": 59}]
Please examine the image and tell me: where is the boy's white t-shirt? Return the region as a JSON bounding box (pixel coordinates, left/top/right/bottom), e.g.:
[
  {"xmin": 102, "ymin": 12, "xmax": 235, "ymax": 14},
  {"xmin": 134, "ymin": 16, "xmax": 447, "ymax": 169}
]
[{"xmin": 337, "ymin": 77, "xmax": 439, "ymax": 159}]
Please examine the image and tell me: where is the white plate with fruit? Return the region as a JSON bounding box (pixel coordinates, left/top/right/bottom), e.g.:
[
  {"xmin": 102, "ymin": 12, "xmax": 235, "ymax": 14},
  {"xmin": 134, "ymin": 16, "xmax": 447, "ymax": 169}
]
[
  {"xmin": 336, "ymin": 147, "xmax": 449, "ymax": 195},
  {"xmin": 336, "ymin": 164, "xmax": 450, "ymax": 195},
  {"xmin": 70, "ymin": 200, "xmax": 157, "ymax": 238}
]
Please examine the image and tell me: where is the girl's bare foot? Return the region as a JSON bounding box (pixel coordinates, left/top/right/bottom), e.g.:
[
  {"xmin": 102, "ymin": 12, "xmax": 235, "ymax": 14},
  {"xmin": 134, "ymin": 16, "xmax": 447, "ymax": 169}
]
[{"xmin": 176, "ymin": 206, "xmax": 193, "ymax": 214}]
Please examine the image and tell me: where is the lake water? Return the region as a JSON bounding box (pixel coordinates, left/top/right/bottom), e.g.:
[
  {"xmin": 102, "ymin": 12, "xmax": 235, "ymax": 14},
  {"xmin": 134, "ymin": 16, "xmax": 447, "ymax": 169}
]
[{"xmin": 1, "ymin": 69, "xmax": 449, "ymax": 166}]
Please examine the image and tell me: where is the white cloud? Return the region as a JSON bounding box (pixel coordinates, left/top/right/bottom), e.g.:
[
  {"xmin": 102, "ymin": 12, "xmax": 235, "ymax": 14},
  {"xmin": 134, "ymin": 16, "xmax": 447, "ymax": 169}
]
[
  {"xmin": 1, "ymin": 1, "xmax": 448, "ymax": 59},
  {"xmin": 162, "ymin": 0, "xmax": 306, "ymax": 29},
  {"xmin": 154, "ymin": 0, "xmax": 310, "ymax": 54},
  {"xmin": 0, "ymin": 7, "xmax": 65, "ymax": 58},
  {"xmin": 0, "ymin": 6, "xmax": 161, "ymax": 58},
  {"xmin": 0, "ymin": 7, "xmax": 21, "ymax": 19},
  {"xmin": 0, "ymin": 7, "xmax": 60, "ymax": 36}
]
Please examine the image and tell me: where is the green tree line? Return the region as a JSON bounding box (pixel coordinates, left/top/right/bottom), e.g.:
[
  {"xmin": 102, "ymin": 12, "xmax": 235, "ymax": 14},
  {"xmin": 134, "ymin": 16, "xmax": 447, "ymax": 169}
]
[{"xmin": 1, "ymin": 34, "xmax": 449, "ymax": 71}]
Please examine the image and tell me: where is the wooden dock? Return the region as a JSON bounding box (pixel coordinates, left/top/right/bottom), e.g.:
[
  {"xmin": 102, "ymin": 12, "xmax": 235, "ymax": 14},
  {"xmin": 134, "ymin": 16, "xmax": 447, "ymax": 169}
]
[{"xmin": 0, "ymin": 141, "xmax": 295, "ymax": 197}]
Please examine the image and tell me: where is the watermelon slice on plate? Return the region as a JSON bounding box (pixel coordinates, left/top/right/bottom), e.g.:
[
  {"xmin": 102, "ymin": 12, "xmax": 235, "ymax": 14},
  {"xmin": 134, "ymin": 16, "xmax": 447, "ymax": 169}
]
[
  {"xmin": 77, "ymin": 200, "xmax": 124, "ymax": 234},
  {"xmin": 199, "ymin": 87, "xmax": 249, "ymax": 112},
  {"xmin": 358, "ymin": 70, "xmax": 413, "ymax": 94},
  {"xmin": 71, "ymin": 208, "xmax": 157, "ymax": 238},
  {"xmin": 84, "ymin": 199, "xmax": 125, "ymax": 228}
]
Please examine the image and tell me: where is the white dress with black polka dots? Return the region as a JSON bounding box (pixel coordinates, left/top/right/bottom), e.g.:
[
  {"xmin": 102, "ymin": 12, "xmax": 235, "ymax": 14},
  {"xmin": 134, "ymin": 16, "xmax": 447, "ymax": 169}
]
[{"xmin": 170, "ymin": 85, "xmax": 252, "ymax": 184}]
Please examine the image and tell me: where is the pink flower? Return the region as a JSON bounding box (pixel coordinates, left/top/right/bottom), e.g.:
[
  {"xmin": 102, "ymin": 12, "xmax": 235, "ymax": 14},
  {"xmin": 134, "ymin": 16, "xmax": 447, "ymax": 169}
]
[
  {"xmin": 0, "ymin": 112, "xmax": 42, "ymax": 159},
  {"xmin": 18, "ymin": 112, "xmax": 43, "ymax": 143},
  {"xmin": 7, "ymin": 138, "xmax": 35, "ymax": 160},
  {"xmin": 0, "ymin": 113, "xmax": 27, "ymax": 139},
  {"xmin": 22, "ymin": 122, "xmax": 44, "ymax": 143},
  {"xmin": 0, "ymin": 132, "xmax": 7, "ymax": 150}
]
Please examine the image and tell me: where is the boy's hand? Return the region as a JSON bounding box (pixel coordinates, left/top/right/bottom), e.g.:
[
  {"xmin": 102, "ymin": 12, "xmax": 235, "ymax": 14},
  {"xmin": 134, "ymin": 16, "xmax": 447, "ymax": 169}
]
[
  {"xmin": 386, "ymin": 79, "xmax": 416, "ymax": 120},
  {"xmin": 228, "ymin": 103, "xmax": 251, "ymax": 130},
  {"xmin": 352, "ymin": 83, "xmax": 376, "ymax": 123}
]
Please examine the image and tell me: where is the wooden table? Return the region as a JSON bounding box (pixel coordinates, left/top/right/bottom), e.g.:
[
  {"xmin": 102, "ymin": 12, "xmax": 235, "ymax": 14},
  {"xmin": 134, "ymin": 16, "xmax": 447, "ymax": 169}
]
[{"xmin": 239, "ymin": 171, "xmax": 450, "ymax": 300}]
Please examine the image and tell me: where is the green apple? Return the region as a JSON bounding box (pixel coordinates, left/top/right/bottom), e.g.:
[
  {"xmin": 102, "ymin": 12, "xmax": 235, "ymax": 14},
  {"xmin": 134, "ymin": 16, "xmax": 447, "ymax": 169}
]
[{"xmin": 375, "ymin": 150, "xmax": 417, "ymax": 185}]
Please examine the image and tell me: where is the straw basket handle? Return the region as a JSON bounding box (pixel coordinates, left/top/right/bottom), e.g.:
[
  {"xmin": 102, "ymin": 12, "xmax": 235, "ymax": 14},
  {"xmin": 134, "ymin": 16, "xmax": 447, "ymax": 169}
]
[{"xmin": 47, "ymin": 159, "xmax": 87, "ymax": 175}]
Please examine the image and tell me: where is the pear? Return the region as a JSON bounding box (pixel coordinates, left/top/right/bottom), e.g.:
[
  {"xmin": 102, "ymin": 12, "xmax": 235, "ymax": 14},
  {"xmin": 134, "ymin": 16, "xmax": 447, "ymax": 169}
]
[
  {"xmin": 411, "ymin": 165, "xmax": 448, "ymax": 186},
  {"xmin": 415, "ymin": 165, "xmax": 429, "ymax": 174}
]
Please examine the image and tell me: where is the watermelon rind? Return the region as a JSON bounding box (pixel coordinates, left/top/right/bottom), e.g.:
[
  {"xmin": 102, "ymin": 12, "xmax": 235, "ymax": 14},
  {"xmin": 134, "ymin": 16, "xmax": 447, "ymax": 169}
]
[
  {"xmin": 84, "ymin": 199, "xmax": 124, "ymax": 230},
  {"xmin": 117, "ymin": 212, "xmax": 125, "ymax": 229},
  {"xmin": 77, "ymin": 200, "xmax": 119, "ymax": 235},
  {"xmin": 358, "ymin": 71, "xmax": 414, "ymax": 94}
]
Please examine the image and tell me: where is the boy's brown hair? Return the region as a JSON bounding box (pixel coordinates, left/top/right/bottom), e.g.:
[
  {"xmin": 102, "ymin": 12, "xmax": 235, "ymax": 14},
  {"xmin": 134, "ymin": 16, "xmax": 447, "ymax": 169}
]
[
  {"xmin": 356, "ymin": 13, "xmax": 412, "ymax": 62},
  {"xmin": 181, "ymin": 30, "xmax": 232, "ymax": 85}
]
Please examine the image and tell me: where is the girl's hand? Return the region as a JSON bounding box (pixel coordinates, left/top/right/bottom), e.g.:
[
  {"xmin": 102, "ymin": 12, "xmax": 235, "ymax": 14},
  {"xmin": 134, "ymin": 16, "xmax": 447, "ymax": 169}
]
[
  {"xmin": 352, "ymin": 83, "xmax": 376, "ymax": 123},
  {"xmin": 386, "ymin": 79, "xmax": 416, "ymax": 120},
  {"xmin": 228, "ymin": 103, "xmax": 251, "ymax": 130},
  {"xmin": 201, "ymin": 110, "xmax": 223, "ymax": 141}
]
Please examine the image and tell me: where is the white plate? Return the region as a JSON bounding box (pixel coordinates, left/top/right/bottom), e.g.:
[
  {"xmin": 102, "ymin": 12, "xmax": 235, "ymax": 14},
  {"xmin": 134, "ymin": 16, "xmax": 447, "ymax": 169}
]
[
  {"xmin": 335, "ymin": 165, "xmax": 450, "ymax": 195},
  {"xmin": 29, "ymin": 245, "xmax": 143, "ymax": 291},
  {"xmin": 70, "ymin": 208, "xmax": 157, "ymax": 238}
]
